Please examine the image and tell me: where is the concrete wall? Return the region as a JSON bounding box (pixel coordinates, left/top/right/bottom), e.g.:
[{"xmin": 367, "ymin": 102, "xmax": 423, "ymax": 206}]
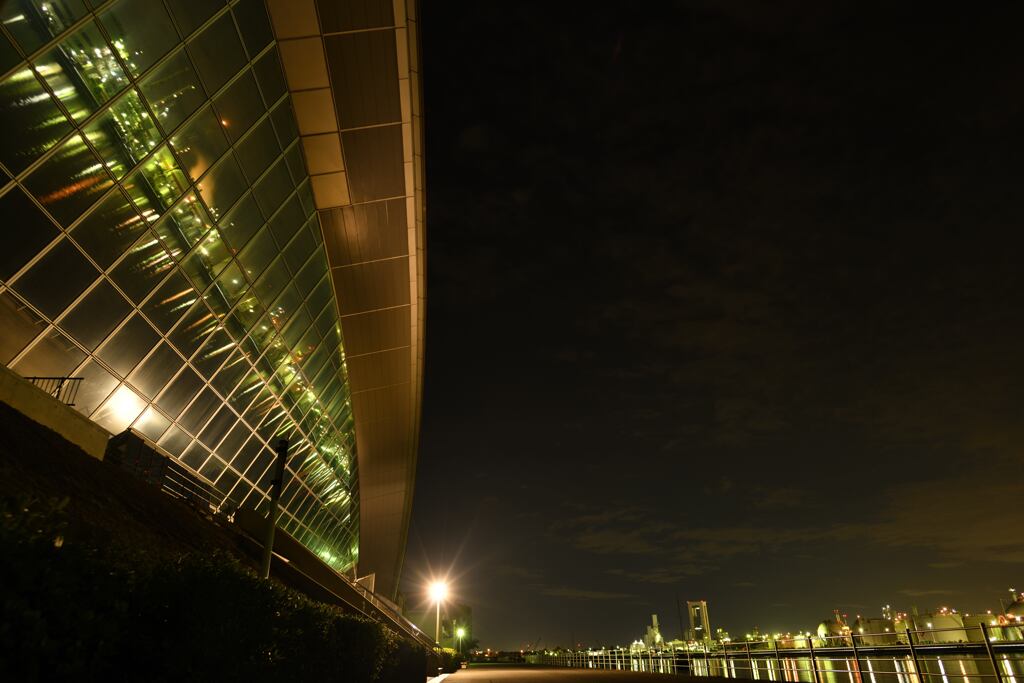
[{"xmin": 0, "ymin": 365, "xmax": 109, "ymax": 460}]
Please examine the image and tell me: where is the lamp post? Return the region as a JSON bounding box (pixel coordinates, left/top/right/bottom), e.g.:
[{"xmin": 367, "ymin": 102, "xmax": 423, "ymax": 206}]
[
  {"xmin": 429, "ymin": 581, "xmax": 449, "ymax": 645},
  {"xmin": 457, "ymin": 627, "xmax": 466, "ymax": 654}
]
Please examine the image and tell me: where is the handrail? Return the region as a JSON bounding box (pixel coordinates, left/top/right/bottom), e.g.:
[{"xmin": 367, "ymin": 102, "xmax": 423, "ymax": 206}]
[{"xmin": 24, "ymin": 376, "xmax": 84, "ymax": 406}]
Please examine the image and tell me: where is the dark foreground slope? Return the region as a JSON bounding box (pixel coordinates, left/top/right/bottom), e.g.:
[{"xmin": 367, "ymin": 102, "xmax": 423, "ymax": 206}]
[{"xmin": 0, "ymin": 400, "xmax": 423, "ymax": 682}]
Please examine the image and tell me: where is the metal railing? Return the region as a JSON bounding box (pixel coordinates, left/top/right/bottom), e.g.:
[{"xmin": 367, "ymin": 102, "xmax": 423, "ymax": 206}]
[
  {"xmin": 541, "ymin": 625, "xmax": 1024, "ymax": 683},
  {"xmin": 25, "ymin": 376, "xmax": 83, "ymax": 406}
]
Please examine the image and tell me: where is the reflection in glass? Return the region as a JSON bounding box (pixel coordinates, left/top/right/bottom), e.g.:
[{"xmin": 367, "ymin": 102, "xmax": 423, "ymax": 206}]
[
  {"xmin": 71, "ymin": 187, "xmax": 147, "ymax": 268},
  {"xmin": 197, "ymin": 152, "xmax": 246, "ymax": 219},
  {"xmin": 187, "ymin": 13, "xmax": 246, "ymax": 94},
  {"xmin": 218, "ymin": 192, "xmax": 264, "ymax": 251},
  {"xmin": 139, "ymin": 49, "xmax": 206, "ymax": 134},
  {"xmin": 0, "ymin": 1, "xmax": 88, "ymax": 54},
  {"xmin": 0, "ymin": 68, "xmax": 73, "ymax": 174},
  {"xmin": 126, "ymin": 144, "xmax": 189, "ymax": 212},
  {"xmin": 134, "ymin": 406, "xmax": 171, "ymax": 441},
  {"xmin": 129, "ymin": 342, "xmax": 182, "ymax": 399},
  {"xmin": 98, "ymin": 0, "xmax": 177, "ymax": 77},
  {"xmin": 12, "ymin": 238, "xmax": 99, "ymax": 318},
  {"xmin": 253, "ymin": 48, "xmax": 286, "ymax": 107},
  {"xmin": 96, "ymin": 314, "xmax": 160, "ymax": 376},
  {"xmin": 72, "ymin": 359, "xmax": 120, "ymax": 417},
  {"xmin": 141, "ymin": 270, "xmax": 196, "ymax": 332},
  {"xmin": 92, "ymin": 383, "xmax": 147, "ymax": 433},
  {"xmin": 180, "ymin": 228, "xmax": 231, "ymax": 289},
  {"xmin": 154, "ymin": 365, "xmax": 203, "ymax": 418},
  {"xmin": 24, "ymin": 133, "xmax": 114, "ymax": 225},
  {"xmin": 170, "ymin": 106, "xmax": 228, "ymax": 181},
  {"xmin": 11, "ymin": 327, "xmax": 86, "ymax": 377},
  {"xmin": 192, "ymin": 327, "xmax": 233, "ymax": 378},
  {"xmin": 59, "ymin": 279, "xmax": 131, "ymax": 351},
  {"xmin": 235, "ymin": 118, "xmax": 280, "ymax": 183},
  {"xmin": 253, "ymin": 157, "xmax": 292, "ymax": 217},
  {"xmin": 110, "ymin": 232, "xmax": 179, "ymax": 304},
  {"xmin": 83, "ymin": 89, "xmax": 162, "ymax": 179},
  {"xmin": 213, "ymin": 70, "xmax": 263, "ymax": 144},
  {"xmin": 152, "ymin": 192, "xmax": 212, "ymax": 251},
  {"xmin": 0, "ymin": 187, "xmax": 61, "ymax": 281},
  {"xmin": 168, "ymin": 300, "xmax": 217, "ymax": 358},
  {"xmin": 35, "ymin": 21, "xmax": 129, "ymax": 119},
  {"xmin": 0, "ymin": 291, "xmax": 48, "ymax": 365}
]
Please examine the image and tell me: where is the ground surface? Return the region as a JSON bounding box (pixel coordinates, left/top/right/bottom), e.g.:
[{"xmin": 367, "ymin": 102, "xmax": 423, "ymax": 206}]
[{"xmin": 450, "ymin": 665, "xmax": 692, "ymax": 682}]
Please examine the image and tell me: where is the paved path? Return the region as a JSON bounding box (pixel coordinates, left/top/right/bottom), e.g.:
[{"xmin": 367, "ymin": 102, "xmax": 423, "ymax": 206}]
[{"xmin": 448, "ymin": 665, "xmax": 690, "ymax": 682}]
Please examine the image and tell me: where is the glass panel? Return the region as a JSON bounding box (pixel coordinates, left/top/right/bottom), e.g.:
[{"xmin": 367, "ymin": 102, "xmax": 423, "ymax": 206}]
[
  {"xmin": 165, "ymin": 0, "xmax": 222, "ymax": 38},
  {"xmin": 36, "ymin": 20, "xmax": 129, "ymax": 115},
  {"xmin": 126, "ymin": 144, "xmax": 188, "ymax": 211},
  {"xmin": 141, "ymin": 270, "xmax": 196, "ymax": 332},
  {"xmin": 96, "ymin": 313, "xmax": 159, "ymax": 377},
  {"xmin": 232, "ymin": 0, "xmax": 273, "ymax": 58},
  {"xmin": 228, "ymin": 371, "xmax": 264, "ymax": 414},
  {"xmin": 253, "ymin": 47, "xmax": 285, "ymax": 107},
  {"xmin": 269, "ymin": 98, "xmax": 298, "ymax": 147},
  {"xmin": 0, "ymin": 69, "xmax": 73, "ymax": 175},
  {"xmin": 139, "ymin": 49, "xmax": 206, "ymax": 134},
  {"xmin": 11, "ymin": 327, "xmax": 85, "ymax": 377},
  {"xmin": 24, "ymin": 133, "xmax": 113, "ymax": 226},
  {"xmin": 154, "ymin": 365, "xmax": 203, "ymax": 417},
  {"xmin": 197, "ymin": 152, "xmax": 246, "ymax": 220},
  {"xmin": 283, "ymin": 229, "xmax": 315, "ymax": 275},
  {"xmin": 197, "ymin": 452, "xmax": 225, "ymax": 481},
  {"xmin": 214, "ymin": 260, "xmax": 247, "ymax": 305},
  {"xmin": 252, "ymin": 256, "xmax": 288, "ymax": 307},
  {"xmin": 0, "ymin": 186, "xmax": 60, "ymax": 281},
  {"xmin": 59, "ymin": 279, "xmax": 131, "ymax": 350},
  {"xmin": 238, "ymin": 228, "xmax": 276, "ymax": 282},
  {"xmin": 181, "ymin": 441, "xmax": 211, "ymax": 470},
  {"xmin": 295, "ymin": 253, "xmax": 327, "ymax": 298},
  {"xmin": 170, "ymin": 105, "xmax": 228, "ymax": 181},
  {"xmin": 110, "ymin": 232, "xmax": 179, "ymax": 303},
  {"xmin": 268, "ymin": 194, "xmax": 304, "ymax": 246},
  {"xmin": 179, "ymin": 228, "xmax": 231, "ymax": 288},
  {"xmin": 210, "ymin": 350, "xmax": 248, "ymax": 398},
  {"xmin": 92, "ymin": 384, "xmax": 147, "ymax": 433},
  {"xmin": 152, "ymin": 192, "xmax": 213, "ymax": 251},
  {"xmin": 235, "ymin": 118, "xmax": 279, "ymax": 184},
  {"xmin": 73, "ymin": 359, "xmax": 119, "ymax": 416},
  {"xmin": 192, "ymin": 326, "xmax": 232, "ymax": 378},
  {"xmin": 0, "ymin": 1, "xmax": 88, "ymax": 54},
  {"xmin": 217, "ymin": 192, "xmax": 263, "ymax": 251},
  {"xmin": 187, "ymin": 13, "xmax": 246, "ymax": 94},
  {"xmin": 252, "ymin": 157, "xmax": 292, "ymax": 218},
  {"xmin": 129, "ymin": 341, "xmax": 182, "ymax": 398},
  {"xmin": 83, "ymin": 89, "xmax": 162, "ymax": 179},
  {"xmin": 213, "ymin": 69, "xmax": 263, "ymax": 144},
  {"xmin": 70, "ymin": 187, "xmax": 147, "ymax": 268},
  {"xmin": 12, "ymin": 238, "xmax": 98, "ymax": 318},
  {"xmin": 134, "ymin": 406, "xmax": 171, "ymax": 441},
  {"xmin": 179, "ymin": 385, "xmax": 221, "ymax": 433},
  {"xmin": 198, "ymin": 404, "xmax": 237, "ymax": 449},
  {"xmin": 154, "ymin": 426, "xmax": 189, "ymax": 460},
  {"xmin": 168, "ymin": 299, "xmax": 216, "ymax": 358},
  {"xmin": 297, "ymin": 180, "xmax": 315, "ymax": 218},
  {"xmin": 284, "ymin": 142, "xmax": 307, "ymax": 185},
  {"xmin": 0, "ymin": 32, "xmax": 18, "ymax": 76},
  {"xmin": 0, "ymin": 291, "xmax": 48, "ymax": 364},
  {"xmin": 98, "ymin": 0, "xmax": 177, "ymax": 77}
]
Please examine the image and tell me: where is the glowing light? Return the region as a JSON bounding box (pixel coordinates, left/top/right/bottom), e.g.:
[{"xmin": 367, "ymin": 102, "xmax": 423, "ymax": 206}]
[{"xmin": 428, "ymin": 580, "xmax": 448, "ymax": 603}]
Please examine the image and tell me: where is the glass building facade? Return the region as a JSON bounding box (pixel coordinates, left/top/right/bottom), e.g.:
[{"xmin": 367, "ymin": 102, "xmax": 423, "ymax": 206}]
[{"xmin": 0, "ymin": 0, "xmax": 359, "ymax": 571}]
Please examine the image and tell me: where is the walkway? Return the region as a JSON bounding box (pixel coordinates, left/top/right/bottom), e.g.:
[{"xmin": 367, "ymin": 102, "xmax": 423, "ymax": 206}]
[{"xmin": 448, "ymin": 665, "xmax": 698, "ymax": 682}]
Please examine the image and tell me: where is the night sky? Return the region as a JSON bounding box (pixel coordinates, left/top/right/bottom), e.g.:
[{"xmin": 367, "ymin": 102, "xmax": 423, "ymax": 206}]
[{"xmin": 399, "ymin": 2, "xmax": 1024, "ymax": 650}]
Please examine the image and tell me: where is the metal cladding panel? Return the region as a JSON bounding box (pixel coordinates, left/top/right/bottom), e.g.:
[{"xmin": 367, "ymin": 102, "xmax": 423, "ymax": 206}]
[
  {"xmin": 324, "ymin": 31, "xmax": 401, "ymax": 129},
  {"xmin": 269, "ymin": 0, "xmax": 424, "ymax": 600},
  {"xmin": 316, "ymin": 0, "xmax": 395, "ymax": 33},
  {"xmin": 320, "ymin": 200, "xmax": 408, "ymax": 266},
  {"xmin": 340, "ymin": 125, "xmax": 406, "ymax": 203},
  {"xmin": 337, "ymin": 306, "xmax": 411, "ymax": 356}
]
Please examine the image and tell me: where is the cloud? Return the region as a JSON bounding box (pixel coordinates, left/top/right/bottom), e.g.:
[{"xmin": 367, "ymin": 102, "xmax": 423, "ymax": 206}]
[
  {"xmin": 899, "ymin": 589, "xmax": 954, "ymax": 597},
  {"xmin": 607, "ymin": 566, "xmax": 708, "ymax": 584},
  {"xmin": 541, "ymin": 586, "xmax": 637, "ymax": 601}
]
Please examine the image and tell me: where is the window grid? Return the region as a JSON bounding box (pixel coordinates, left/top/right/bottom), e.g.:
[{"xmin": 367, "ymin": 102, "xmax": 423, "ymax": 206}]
[{"xmin": 0, "ymin": 0, "xmax": 358, "ymax": 570}]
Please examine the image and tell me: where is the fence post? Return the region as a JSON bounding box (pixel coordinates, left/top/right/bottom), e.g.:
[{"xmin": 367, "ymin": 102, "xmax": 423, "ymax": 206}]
[
  {"xmin": 746, "ymin": 641, "xmax": 755, "ymax": 680},
  {"xmin": 686, "ymin": 643, "xmax": 693, "ymax": 677},
  {"xmin": 807, "ymin": 635, "xmax": 819, "ymax": 683},
  {"xmin": 980, "ymin": 624, "xmax": 1004, "ymax": 683},
  {"xmin": 850, "ymin": 630, "xmax": 863, "ymax": 683},
  {"xmin": 904, "ymin": 629, "xmax": 923, "ymax": 683}
]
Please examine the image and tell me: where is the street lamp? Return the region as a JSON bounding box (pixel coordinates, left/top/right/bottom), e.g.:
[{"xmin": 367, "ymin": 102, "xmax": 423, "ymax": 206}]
[
  {"xmin": 457, "ymin": 627, "xmax": 466, "ymax": 654},
  {"xmin": 429, "ymin": 580, "xmax": 449, "ymax": 645}
]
